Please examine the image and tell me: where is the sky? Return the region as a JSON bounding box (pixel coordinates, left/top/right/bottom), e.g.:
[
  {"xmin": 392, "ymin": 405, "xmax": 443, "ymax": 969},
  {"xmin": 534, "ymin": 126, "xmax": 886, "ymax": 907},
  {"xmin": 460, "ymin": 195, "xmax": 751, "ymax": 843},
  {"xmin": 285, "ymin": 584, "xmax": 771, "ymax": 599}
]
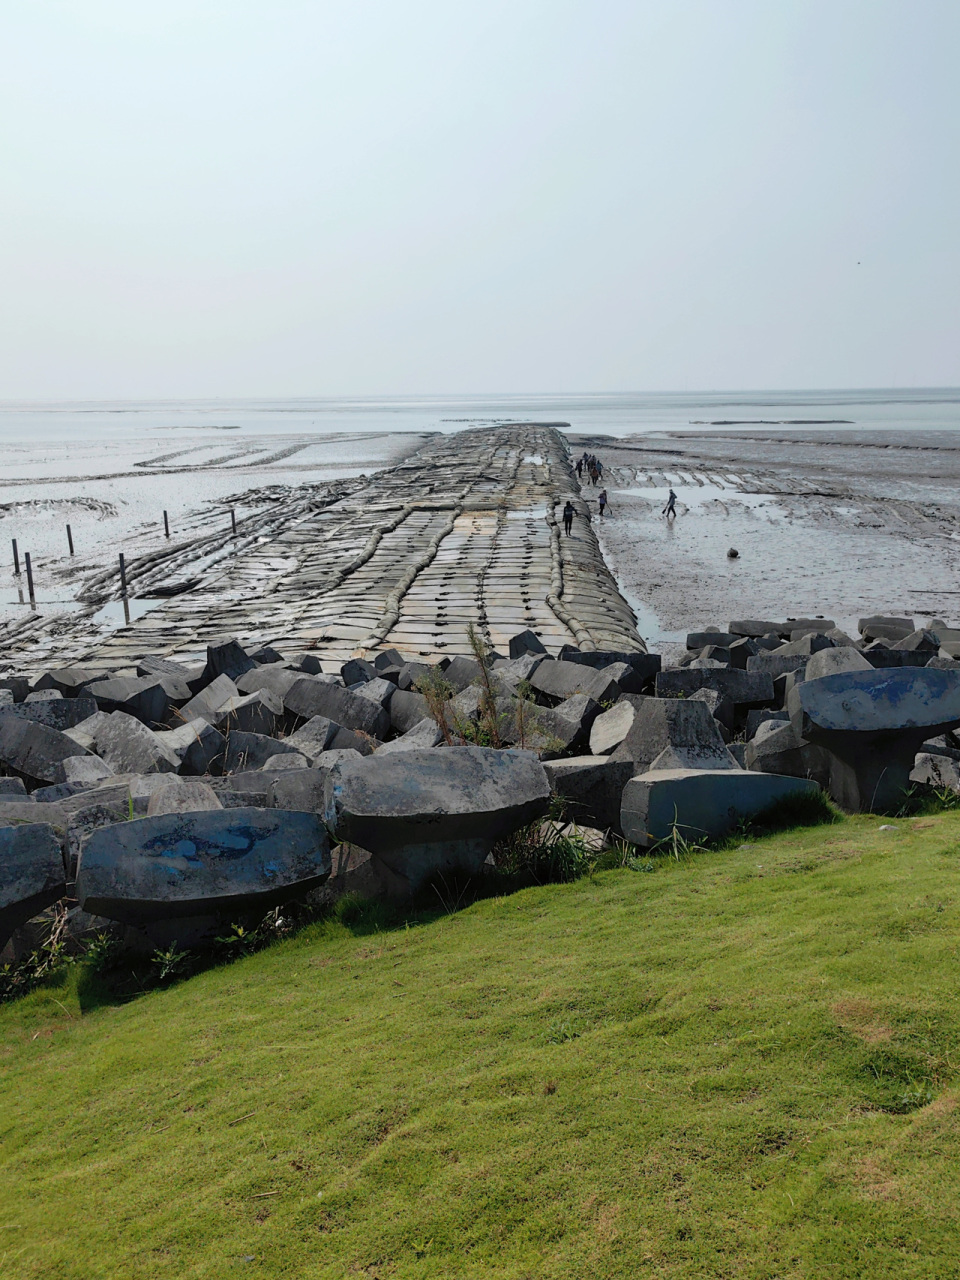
[{"xmin": 1, "ymin": 0, "xmax": 958, "ymax": 398}]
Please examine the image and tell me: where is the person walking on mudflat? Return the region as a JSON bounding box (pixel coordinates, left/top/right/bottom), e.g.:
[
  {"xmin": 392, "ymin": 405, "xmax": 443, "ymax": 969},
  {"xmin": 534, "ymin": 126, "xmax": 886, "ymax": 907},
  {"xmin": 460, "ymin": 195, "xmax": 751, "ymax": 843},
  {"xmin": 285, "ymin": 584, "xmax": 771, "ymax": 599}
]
[
  {"xmin": 598, "ymin": 488, "xmax": 608, "ymax": 517},
  {"xmin": 562, "ymin": 500, "xmax": 575, "ymax": 535},
  {"xmin": 663, "ymin": 488, "xmax": 677, "ymax": 518},
  {"xmin": 575, "ymin": 458, "xmax": 583, "ymax": 479}
]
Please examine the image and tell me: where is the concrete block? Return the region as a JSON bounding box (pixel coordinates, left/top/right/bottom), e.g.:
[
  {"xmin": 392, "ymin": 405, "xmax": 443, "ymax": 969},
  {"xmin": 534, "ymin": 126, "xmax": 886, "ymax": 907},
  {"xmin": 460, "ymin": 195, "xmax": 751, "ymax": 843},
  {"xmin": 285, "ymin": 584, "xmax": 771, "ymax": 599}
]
[
  {"xmin": 223, "ymin": 731, "xmax": 302, "ymax": 774},
  {"xmin": 283, "ymin": 677, "xmax": 390, "ymax": 739},
  {"xmin": 285, "ymin": 715, "xmax": 338, "ymax": 761},
  {"xmin": 543, "ymin": 756, "xmax": 634, "ymax": 834},
  {"xmin": 269, "ymin": 768, "xmax": 328, "ymax": 812},
  {"xmin": 92, "ymin": 712, "xmax": 180, "ymax": 776},
  {"xmin": 789, "ymin": 667, "xmax": 960, "ymax": 811},
  {"xmin": 0, "ymin": 824, "xmax": 66, "ymax": 951},
  {"xmin": 621, "ymin": 768, "xmax": 819, "ymax": 848},
  {"xmin": 261, "ymin": 752, "xmax": 309, "ymax": 771},
  {"xmin": 197, "ymin": 637, "xmax": 258, "ymax": 688},
  {"xmin": 0, "ymin": 715, "xmax": 91, "ymax": 786},
  {"xmin": 859, "ymin": 615, "xmax": 915, "ymax": 644},
  {"xmin": 63, "ymin": 756, "xmax": 115, "ymax": 785},
  {"xmin": 804, "ymin": 647, "xmax": 872, "ymax": 681},
  {"xmin": 34, "ymin": 667, "xmax": 110, "ymax": 697},
  {"xmin": 530, "ymin": 660, "xmax": 622, "ymax": 705},
  {"xmin": 508, "ymin": 629, "xmax": 548, "ymax": 659},
  {"xmin": 86, "ymin": 677, "xmax": 173, "ymax": 727},
  {"xmin": 155, "ymin": 718, "xmax": 226, "ymax": 776},
  {"xmin": 146, "ymin": 781, "xmax": 223, "ymax": 815},
  {"xmin": 655, "ymin": 668, "xmax": 775, "ymax": 707},
  {"xmin": 375, "ymin": 718, "xmax": 445, "ymax": 754},
  {"xmin": 611, "ymin": 697, "xmax": 738, "ymax": 773},
  {"xmin": 728, "ymin": 620, "xmax": 783, "ymax": 638},
  {"xmin": 212, "ymin": 690, "xmax": 282, "ymax": 737},
  {"xmin": 355, "ymin": 677, "xmax": 396, "ymax": 709},
  {"xmin": 2, "ymin": 694, "xmax": 99, "ymax": 733},
  {"xmin": 77, "ymin": 807, "xmax": 331, "ymax": 924},
  {"xmin": 235, "ymin": 665, "xmax": 302, "ymax": 700},
  {"xmin": 389, "ymin": 689, "xmax": 431, "ymax": 735},
  {"xmin": 180, "ymin": 674, "xmax": 240, "ymax": 725},
  {"xmin": 325, "ymin": 746, "xmax": 550, "ymax": 892}
]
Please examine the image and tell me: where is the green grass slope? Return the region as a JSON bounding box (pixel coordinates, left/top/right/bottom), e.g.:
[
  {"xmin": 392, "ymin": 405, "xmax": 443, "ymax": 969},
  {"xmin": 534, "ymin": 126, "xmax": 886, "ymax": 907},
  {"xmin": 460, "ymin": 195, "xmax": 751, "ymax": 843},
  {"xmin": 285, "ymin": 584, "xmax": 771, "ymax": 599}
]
[{"xmin": 4, "ymin": 813, "xmax": 960, "ymax": 1279}]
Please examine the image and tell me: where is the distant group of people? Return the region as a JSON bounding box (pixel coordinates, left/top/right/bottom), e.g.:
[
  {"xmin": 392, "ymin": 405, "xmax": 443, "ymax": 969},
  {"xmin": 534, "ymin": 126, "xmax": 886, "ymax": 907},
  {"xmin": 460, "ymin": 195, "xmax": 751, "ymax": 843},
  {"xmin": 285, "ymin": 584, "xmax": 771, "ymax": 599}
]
[
  {"xmin": 575, "ymin": 452, "xmax": 604, "ymax": 486},
  {"xmin": 564, "ymin": 451, "xmax": 608, "ymax": 534}
]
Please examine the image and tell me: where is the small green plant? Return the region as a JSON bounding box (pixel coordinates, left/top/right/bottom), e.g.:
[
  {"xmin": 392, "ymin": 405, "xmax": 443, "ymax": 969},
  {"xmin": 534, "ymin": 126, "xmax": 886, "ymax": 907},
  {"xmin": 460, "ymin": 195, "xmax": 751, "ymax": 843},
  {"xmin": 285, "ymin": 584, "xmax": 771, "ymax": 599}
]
[
  {"xmin": 85, "ymin": 930, "xmax": 123, "ymax": 973},
  {"xmin": 546, "ymin": 1020, "xmax": 581, "ymax": 1044},
  {"xmin": 651, "ymin": 816, "xmax": 709, "ymax": 862},
  {"xmin": 151, "ymin": 943, "xmax": 192, "ymax": 984},
  {"xmin": 215, "ymin": 923, "xmax": 259, "ymax": 958},
  {"xmin": 0, "ymin": 909, "xmax": 71, "ymax": 1002},
  {"xmin": 467, "ymin": 622, "xmax": 503, "ymax": 748},
  {"xmin": 492, "ymin": 799, "xmax": 595, "ymax": 884},
  {"xmin": 413, "ymin": 668, "xmax": 456, "ymax": 744}
]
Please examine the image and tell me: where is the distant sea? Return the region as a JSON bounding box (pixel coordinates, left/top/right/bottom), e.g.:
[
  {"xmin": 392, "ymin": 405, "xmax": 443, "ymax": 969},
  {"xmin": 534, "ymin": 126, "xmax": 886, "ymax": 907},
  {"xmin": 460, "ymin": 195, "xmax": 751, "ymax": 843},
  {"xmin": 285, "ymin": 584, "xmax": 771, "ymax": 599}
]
[{"xmin": 1, "ymin": 387, "xmax": 959, "ymax": 446}]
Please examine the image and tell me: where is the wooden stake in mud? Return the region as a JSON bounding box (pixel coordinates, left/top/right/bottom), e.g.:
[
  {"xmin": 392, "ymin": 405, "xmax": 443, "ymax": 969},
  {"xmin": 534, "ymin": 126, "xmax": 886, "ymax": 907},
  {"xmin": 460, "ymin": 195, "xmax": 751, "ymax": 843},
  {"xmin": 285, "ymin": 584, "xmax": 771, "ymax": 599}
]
[
  {"xmin": 230, "ymin": 508, "xmax": 237, "ymax": 536},
  {"xmin": 163, "ymin": 510, "xmax": 170, "ymax": 539},
  {"xmin": 66, "ymin": 524, "xmax": 74, "ymax": 555},
  {"xmin": 11, "ymin": 538, "xmax": 19, "ymax": 576},
  {"xmin": 24, "ymin": 552, "xmax": 35, "ymax": 607},
  {"xmin": 119, "ymin": 552, "xmax": 128, "ymax": 597}
]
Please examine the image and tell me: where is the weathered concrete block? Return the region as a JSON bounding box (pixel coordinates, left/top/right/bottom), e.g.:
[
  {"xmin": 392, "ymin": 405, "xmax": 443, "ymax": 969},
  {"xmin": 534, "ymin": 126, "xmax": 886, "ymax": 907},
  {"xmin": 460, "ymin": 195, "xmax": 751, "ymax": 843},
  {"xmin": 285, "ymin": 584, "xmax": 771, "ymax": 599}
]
[
  {"xmin": 3, "ymin": 694, "xmax": 99, "ymax": 733},
  {"xmin": 688, "ymin": 687, "xmax": 734, "ymax": 738},
  {"xmin": 355, "ymin": 677, "xmax": 396, "ymax": 709},
  {"xmin": 34, "ymin": 667, "xmax": 110, "ymax": 697},
  {"xmin": 197, "ymin": 637, "xmax": 258, "ymax": 688},
  {"xmin": 269, "ymin": 768, "xmax": 328, "ymax": 812},
  {"xmin": 744, "ymin": 721, "xmax": 830, "ymax": 786},
  {"xmin": 492, "ymin": 654, "xmax": 545, "ymax": 683},
  {"xmin": 93, "ymin": 712, "xmax": 180, "ymax": 776},
  {"xmin": 223, "ymin": 731, "xmax": 302, "ymax": 774},
  {"xmin": 686, "ymin": 631, "xmax": 738, "ymax": 650},
  {"xmin": 285, "ymin": 715, "xmax": 338, "ymax": 761},
  {"xmin": 892, "ymin": 629, "xmax": 940, "ymax": 653},
  {"xmin": 262, "ymin": 752, "xmax": 309, "ymax": 771},
  {"xmin": 325, "ymin": 746, "xmax": 550, "ymax": 892},
  {"xmin": 442, "ymin": 655, "xmax": 481, "ymax": 693},
  {"xmin": 0, "ymin": 716, "xmax": 91, "ymax": 786},
  {"xmin": 497, "ymin": 694, "xmax": 597, "ymax": 757},
  {"xmin": 558, "ymin": 647, "xmax": 661, "ymax": 689},
  {"xmin": 376, "ymin": 718, "xmax": 445, "ymax": 754},
  {"xmin": 0, "ymin": 676, "xmax": 30, "ymax": 703},
  {"xmin": 86, "ymin": 677, "xmax": 173, "ymax": 727},
  {"xmin": 508, "ymin": 629, "xmax": 548, "ymax": 659},
  {"xmin": 155, "ymin": 718, "xmax": 226, "ymax": 776},
  {"xmin": 745, "ymin": 653, "xmax": 809, "ymax": 678},
  {"xmin": 589, "ymin": 698, "xmax": 642, "ymax": 755},
  {"xmin": 77, "ymin": 807, "xmax": 331, "ymax": 924},
  {"xmin": 213, "ymin": 690, "xmax": 282, "ymax": 737},
  {"xmin": 728, "ymin": 620, "xmax": 782, "ymax": 638},
  {"xmin": 63, "ymin": 756, "xmax": 115, "ymax": 785},
  {"xmin": 146, "ymin": 780, "xmax": 223, "ymax": 815},
  {"xmin": 789, "ymin": 667, "xmax": 960, "ymax": 811},
  {"xmin": 859, "ymin": 616, "xmax": 915, "ymax": 643},
  {"xmin": 655, "ymin": 668, "xmax": 775, "ymax": 707},
  {"xmin": 389, "ymin": 689, "xmax": 431, "ymax": 735},
  {"xmin": 0, "ymin": 824, "xmax": 66, "ymax": 951},
  {"xmin": 543, "ymin": 756, "xmax": 634, "ymax": 834},
  {"xmin": 804, "ymin": 647, "xmax": 872, "ymax": 681},
  {"xmin": 283, "ymin": 678, "xmax": 390, "ymax": 739},
  {"xmin": 0, "ymin": 777, "xmax": 28, "ymax": 799},
  {"xmin": 621, "ymin": 768, "xmax": 819, "ymax": 848},
  {"xmin": 862, "ymin": 645, "xmax": 931, "ymax": 669},
  {"xmin": 396, "ymin": 660, "xmax": 433, "ymax": 690},
  {"xmin": 745, "ymin": 709, "xmax": 789, "ymax": 738},
  {"xmin": 235, "ymin": 665, "xmax": 302, "ymax": 700},
  {"xmin": 728, "ymin": 637, "xmax": 760, "ymax": 669},
  {"xmin": 180, "ymin": 674, "xmax": 240, "ymax": 725},
  {"xmin": 341, "ymin": 657, "xmax": 379, "ymax": 686},
  {"xmin": 530, "ymin": 660, "xmax": 622, "ymax": 705},
  {"xmin": 910, "ymin": 753, "xmax": 960, "ymax": 792},
  {"xmin": 611, "ymin": 697, "xmax": 739, "ymax": 773}
]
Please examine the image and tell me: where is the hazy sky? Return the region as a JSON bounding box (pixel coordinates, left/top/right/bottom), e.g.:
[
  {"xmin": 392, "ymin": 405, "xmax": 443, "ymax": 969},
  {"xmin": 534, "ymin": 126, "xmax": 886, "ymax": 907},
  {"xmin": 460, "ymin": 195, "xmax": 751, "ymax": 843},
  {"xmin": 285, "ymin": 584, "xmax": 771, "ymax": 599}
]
[{"xmin": 2, "ymin": 1, "xmax": 958, "ymax": 398}]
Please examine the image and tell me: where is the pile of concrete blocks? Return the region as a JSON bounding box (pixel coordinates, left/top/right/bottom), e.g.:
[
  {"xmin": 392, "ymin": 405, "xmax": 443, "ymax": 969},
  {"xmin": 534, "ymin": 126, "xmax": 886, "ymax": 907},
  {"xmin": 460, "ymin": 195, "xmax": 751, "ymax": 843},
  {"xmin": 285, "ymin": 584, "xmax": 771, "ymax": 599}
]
[{"xmin": 12, "ymin": 612, "xmax": 958, "ymax": 956}]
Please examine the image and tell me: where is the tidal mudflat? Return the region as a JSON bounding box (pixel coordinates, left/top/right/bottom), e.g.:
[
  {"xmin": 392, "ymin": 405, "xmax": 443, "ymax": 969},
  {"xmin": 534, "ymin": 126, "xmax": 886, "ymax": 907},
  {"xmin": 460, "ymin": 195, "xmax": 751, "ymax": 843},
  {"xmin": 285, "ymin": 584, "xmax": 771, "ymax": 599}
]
[{"xmin": 579, "ymin": 428, "xmax": 960, "ymax": 661}]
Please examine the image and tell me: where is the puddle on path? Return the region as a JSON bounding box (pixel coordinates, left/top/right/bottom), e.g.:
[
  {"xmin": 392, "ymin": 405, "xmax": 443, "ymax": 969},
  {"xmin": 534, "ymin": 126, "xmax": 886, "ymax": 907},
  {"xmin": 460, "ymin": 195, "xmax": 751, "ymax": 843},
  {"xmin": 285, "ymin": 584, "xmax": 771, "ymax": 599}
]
[{"xmin": 91, "ymin": 599, "xmax": 159, "ymax": 628}]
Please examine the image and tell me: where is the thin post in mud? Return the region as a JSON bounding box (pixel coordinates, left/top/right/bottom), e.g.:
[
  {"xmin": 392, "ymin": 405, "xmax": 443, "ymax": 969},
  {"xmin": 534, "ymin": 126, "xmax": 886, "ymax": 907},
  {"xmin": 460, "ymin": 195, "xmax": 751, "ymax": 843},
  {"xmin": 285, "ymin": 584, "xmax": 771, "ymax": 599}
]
[
  {"xmin": 24, "ymin": 553, "xmax": 35, "ymax": 608},
  {"xmin": 11, "ymin": 538, "xmax": 19, "ymax": 576},
  {"xmin": 230, "ymin": 508, "xmax": 237, "ymax": 536},
  {"xmin": 163, "ymin": 510, "xmax": 170, "ymax": 539},
  {"xmin": 66, "ymin": 524, "xmax": 74, "ymax": 555},
  {"xmin": 119, "ymin": 552, "xmax": 128, "ymax": 597}
]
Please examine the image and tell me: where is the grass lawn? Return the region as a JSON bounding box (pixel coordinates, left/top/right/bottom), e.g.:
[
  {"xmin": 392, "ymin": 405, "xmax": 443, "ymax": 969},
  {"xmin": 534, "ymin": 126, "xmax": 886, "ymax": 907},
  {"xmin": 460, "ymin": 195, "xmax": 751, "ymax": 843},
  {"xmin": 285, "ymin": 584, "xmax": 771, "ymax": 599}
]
[{"xmin": 3, "ymin": 810, "xmax": 960, "ymax": 1278}]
